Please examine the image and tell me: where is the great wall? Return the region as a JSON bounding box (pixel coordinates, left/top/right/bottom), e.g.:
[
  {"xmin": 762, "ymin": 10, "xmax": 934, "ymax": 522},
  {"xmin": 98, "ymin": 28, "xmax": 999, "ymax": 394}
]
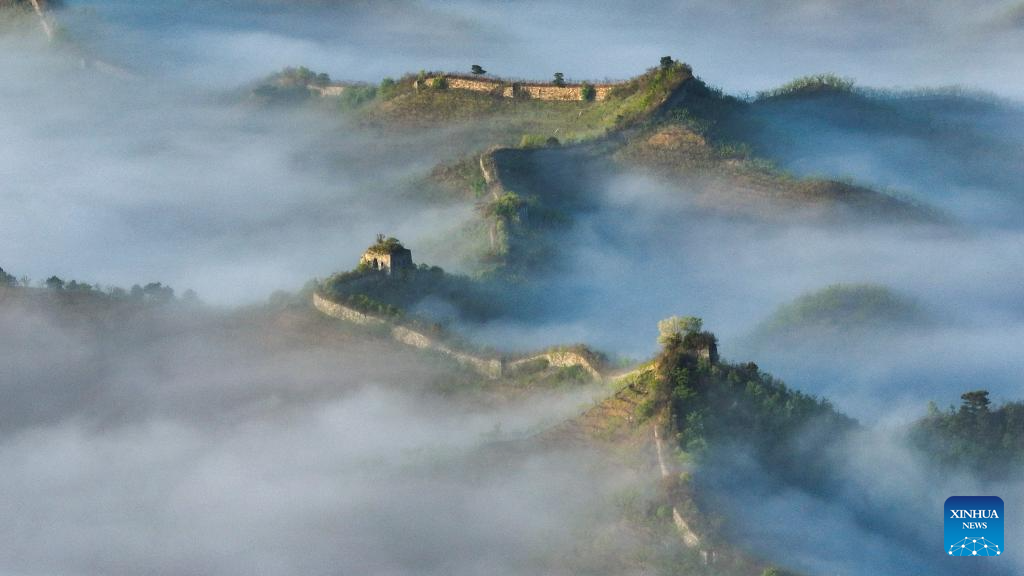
[
  {"xmin": 420, "ymin": 74, "xmax": 618, "ymax": 102},
  {"xmin": 307, "ymin": 84, "xmax": 346, "ymax": 97},
  {"xmin": 304, "ymin": 74, "xmax": 618, "ymax": 103},
  {"xmin": 312, "ymin": 292, "xmax": 603, "ymax": 380},
  {"xmin": 534, "ymin": 360, "xmax": 718, "ymax": 563}
]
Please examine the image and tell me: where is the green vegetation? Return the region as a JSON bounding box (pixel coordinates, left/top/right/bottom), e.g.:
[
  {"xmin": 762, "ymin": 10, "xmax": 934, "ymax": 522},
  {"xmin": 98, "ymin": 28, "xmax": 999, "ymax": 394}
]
[
  {"xmin": 361, "ymin": 58, "xmax": 694, "ymax": 143},
  {"xmin": 552, "ymin": 72, "xmax": 565, "ymax": 87},
  {"xmin": 751, "ymin": 284, "xmax": 929, "ymax": 345},
  {"xmin": 601, "ymin": 60, "xmax": 693, "ymax": 128},
  {"xmin": 364, "ymin": 234, "xmax": 406, "ymax": 255},
  {"xmin": 279, "ymin": 65, "xmax": 331, "ymax": 87},
  {"xmin": 653, "ymin": 321, "xmax": 855, "ymax": 472},
  {"xmin": 0, "ymin": 265, "xmax": 190, "ymax": 305},
  {"xmin": 252, "ymin": 66, "xmax": 335, "ymax": 105},
  {"xmin": 911, "ymin": 390, "xmax": 1024, "ymax": 479},
  {"xmin": 336, "ymin": 83, "xmax": 377, "ymax": 110},
  {"xmin": 756, "ymin": 74, "xmax": 856, "ymax": 101},
  {"xmin": 321, "ymin": 262, "xmax": 504, "ymax": 323},
  {"xmin": 481, "ymin": 191, "xmax": 531, "ymax": 221},
  {"xmin": 428, "ymin": 156, "xmax": 488, "ymax": 200},
  {"xmin": 580, "ymin": 82, "xmax": 596, "ymax": 102},
  {"xmin": 470, "ymin": 64, "xmax": 486, "ymax": 76},
  {"xmin": 378, "ymin": 77, "xmax": 398, "ymax": 100},
  {"xmin": 518, "ymin": 133, "xmax": 558, "ymax": 148},
  {"xmin": 657, "ymin": 315, "xmax": 703, "ymax": 344}
]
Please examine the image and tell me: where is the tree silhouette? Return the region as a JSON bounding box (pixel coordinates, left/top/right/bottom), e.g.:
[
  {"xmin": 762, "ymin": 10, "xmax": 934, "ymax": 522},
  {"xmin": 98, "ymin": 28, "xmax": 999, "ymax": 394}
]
[{"xmin": 960, "ymin": 390, "xmax": 991, "ymax": 415}]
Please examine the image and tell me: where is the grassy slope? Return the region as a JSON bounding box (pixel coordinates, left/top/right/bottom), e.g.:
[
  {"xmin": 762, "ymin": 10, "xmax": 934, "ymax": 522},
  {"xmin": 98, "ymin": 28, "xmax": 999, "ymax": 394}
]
[
  {"xmin": 717, "ymin": 79, "xmax": 1024, "ymax": 205},
  {"xmin": 748, "ymin": 283, "xmax": 930, "ymax": 348},
  {"xmin": 299, "ymin": 64, "xmax": 944, "ymax": 291},
  {"xmin": 361, "ymin": 64, "xmax": 694, "ymax": 143},
  {"xmin": 612, "ymin": 77, "xmax": 940, "ymax": 221},
  {"xmin": 397, "ymin": 68, "xmax": 938, "ymax": 241}
]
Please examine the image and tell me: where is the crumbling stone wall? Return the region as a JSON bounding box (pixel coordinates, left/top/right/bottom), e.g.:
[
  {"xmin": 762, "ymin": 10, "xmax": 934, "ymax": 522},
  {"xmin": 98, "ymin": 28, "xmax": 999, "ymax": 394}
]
[
  {"xmin": 312, "ymin": 293, "xmax": 387, "ymax": 326},
  {"xmin": 308, "ymin": 85, "xmax": 346, "ymax": 97},
  {"xmin": 422, "ymin": 75, "xmax": 616, "ymax": 102},
  {"xmin": 506, "ymin": 350, "xmax": 603, "ymax": 379},
  {"xmin": 313, "ymin": 292, "xmax": 602, "ymax": 381},
  {"xmin": 314, "ymin": 292, "xmax": 503, "ymax": 378}
]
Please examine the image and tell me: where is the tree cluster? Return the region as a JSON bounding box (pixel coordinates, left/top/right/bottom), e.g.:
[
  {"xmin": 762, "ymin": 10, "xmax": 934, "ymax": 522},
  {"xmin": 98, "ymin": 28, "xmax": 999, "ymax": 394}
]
[
  {"xmin": 652, "ymin": 321, "xmax": 855, "ymax": 486},
  {"xmin": 911, "ymin": 390, "xmax": 1024, "ymax": 479}
]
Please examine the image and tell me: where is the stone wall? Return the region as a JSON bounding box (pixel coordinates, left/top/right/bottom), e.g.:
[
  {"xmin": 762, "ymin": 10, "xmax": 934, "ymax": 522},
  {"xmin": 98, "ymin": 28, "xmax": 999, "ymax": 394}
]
[
  {"xmin": 313, "ymin": 292, "xmax": 602, "ymax": 381},
  {"xmin": 444, "ymin": 77, "xmax": 504, "ymax": 94},
  {"xmin": 314, "ymin": 292, "xmax": 503, "ymax": 378},
  {"xmin": 308, "ymin": 84, "xmax": 346, "ymax": 97},
  {"xmin": 506, "ymin": 350, "xmax": 603, "ymax": 380},
  {"xmin": 312, "ymin": 292, "xmax": 387, "ymax": 326},
  {"xmin": 507, "ymin": 84, "xmax": 614, "ymax": 102},
  {"xmin": 422, "ymin": 75, "xmax": 616, "ymax": 102}
]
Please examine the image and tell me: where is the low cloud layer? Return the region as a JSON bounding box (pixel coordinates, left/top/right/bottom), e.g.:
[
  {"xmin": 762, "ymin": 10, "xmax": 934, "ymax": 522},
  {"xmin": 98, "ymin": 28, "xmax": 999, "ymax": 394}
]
[
  {"xmin": 0, "ymin": 33, "xmax": 474, "ymax": 303},
  {"xmin": 700, "ymin": 425, "xmax": 1023, "ymax": 575},
  {"xmin": 0, "ymin": 298, "xmax": 633, "ymax": 576},
  {"xmin": 3, "ymin": 3, "xmax": 1023, "ymax": 574}
]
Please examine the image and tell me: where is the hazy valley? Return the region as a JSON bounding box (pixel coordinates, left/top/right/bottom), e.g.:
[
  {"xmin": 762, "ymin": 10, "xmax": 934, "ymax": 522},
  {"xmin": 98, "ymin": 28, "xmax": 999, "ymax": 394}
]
[{"xmin": 3, "ymin": 2, "xmax": 1024, "ymax": 575}]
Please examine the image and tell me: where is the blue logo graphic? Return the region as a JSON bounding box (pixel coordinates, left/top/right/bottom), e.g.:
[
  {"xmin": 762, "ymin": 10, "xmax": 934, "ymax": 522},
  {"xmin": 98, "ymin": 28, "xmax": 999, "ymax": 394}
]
[{"xmin": 945, "ymin": 496, "xmax": 1003, "ymax": 557}]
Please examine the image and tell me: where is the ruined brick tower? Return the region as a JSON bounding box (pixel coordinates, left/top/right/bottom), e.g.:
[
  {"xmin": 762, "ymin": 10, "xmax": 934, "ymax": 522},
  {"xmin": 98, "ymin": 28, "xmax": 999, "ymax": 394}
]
[{"xmin": 359, "ymin": 234, "xmax": 413, "ymax": 275}]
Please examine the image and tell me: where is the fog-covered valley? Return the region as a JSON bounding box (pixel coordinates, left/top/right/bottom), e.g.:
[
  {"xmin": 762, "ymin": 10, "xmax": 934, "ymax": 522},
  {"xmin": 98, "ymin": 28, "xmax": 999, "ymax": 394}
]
[{"xmin": 2, "ymin": 2, "xmax": 1023, "ymax": 575}]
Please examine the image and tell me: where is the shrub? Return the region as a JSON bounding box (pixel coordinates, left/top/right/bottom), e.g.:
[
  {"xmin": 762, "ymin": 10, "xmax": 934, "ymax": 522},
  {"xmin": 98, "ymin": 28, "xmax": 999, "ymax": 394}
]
[
  {"xmin": 580, "ymin": 82, "xmax": 596, "ymax": 101},
  {"xmin": 519, "ymin": 134, "xmax": 551, "ymax": 148},
  {"xmin": 658, "ymin": 316, "xmax": 703, "ymax": 344},
  {"xmin": 430, "ymin": 76, "xmax": 448, "ymax": 90},
  {"xmin": 337, "ymin": 84, "xmax": 377, "ymax": 110},
  {"xmin": 757, "ymin": 73, "xmax": 856, "ymax": 100},
  {"xmin": 379, "ymin": 77, "xmax": 397, "ymax": 99},
  {"xmin": 485, "ymin": 192, "xmax": 527, "ymax": 220}
]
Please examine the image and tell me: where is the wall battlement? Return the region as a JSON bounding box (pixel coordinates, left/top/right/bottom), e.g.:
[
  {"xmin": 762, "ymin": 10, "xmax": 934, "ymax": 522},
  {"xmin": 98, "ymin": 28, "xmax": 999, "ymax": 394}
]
[
  {"xmin": 313, "ymin": 292, "xmax": 603, "ymax": 380},
  {"xmin": 419, "ymin": 74, "xmax": 617, "ymax": 102}
]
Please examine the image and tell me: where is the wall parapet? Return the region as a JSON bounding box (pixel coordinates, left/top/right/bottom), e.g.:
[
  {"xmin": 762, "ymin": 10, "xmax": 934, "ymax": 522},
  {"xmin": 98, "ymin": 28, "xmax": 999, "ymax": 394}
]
[
  {"xmin": 313, "ymin": 292, "xmax": 603, "ymax": 380},
  {"xmin": 418, "ymin": 74, "xmax": 617, "ymax": 102},
  {"xmin": 313, "ymin": 292, "xmax": 388, "ymax": 326},
  {"xmin": 308, "ymin": 84, "xmax": 347, "ymax": 97}
]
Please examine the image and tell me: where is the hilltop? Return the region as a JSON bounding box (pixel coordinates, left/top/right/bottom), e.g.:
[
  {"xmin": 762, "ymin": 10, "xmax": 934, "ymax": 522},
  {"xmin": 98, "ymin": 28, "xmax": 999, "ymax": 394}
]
[{"xmin": 748, "ymin": 283, "xmax": 931, "ymax": 347}]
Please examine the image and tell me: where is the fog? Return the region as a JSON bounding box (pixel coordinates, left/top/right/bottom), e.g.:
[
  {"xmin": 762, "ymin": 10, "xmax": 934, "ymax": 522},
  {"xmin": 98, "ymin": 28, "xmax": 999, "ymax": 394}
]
[
  {"xmin": 467, "ymin": 167, "xmax": 1024, "ymax": 417},
  {"xmin": 1, "ymin": 29, "xmax": 477, "ymax": 303},
  {"xmin": 700, "ymin": 424, "xmax": 1024, "ymax": 575},
  {"xmin": 0, "ymin": 298, "xmax": 641, "ymax": 575},
  {"xmin": 63, "ymin": 0, "xmax": 1024, "ymax": 99},
  {"xmin": 4, "ymin": 2, "xmax": 1024, "ymax": 575}
]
